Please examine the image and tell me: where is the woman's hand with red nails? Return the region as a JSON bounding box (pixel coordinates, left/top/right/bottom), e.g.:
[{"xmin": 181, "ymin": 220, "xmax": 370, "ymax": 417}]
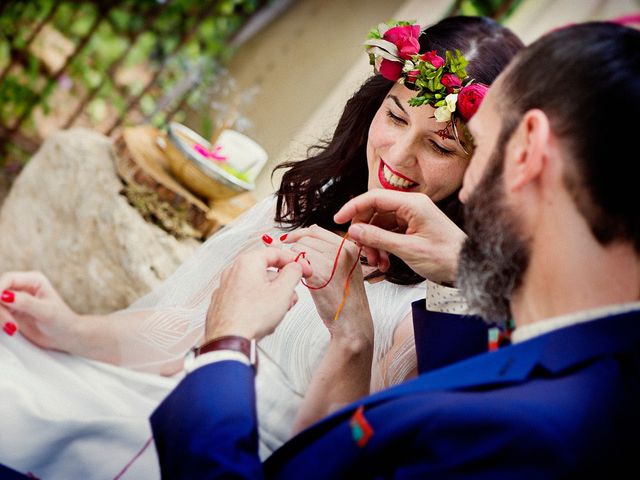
[
  {"xmin": 0, "ymin": 271, "xmax": 81, "ymax": 352},
  {"xmin": 281, "ymin": 225, "xmax": 374, "ymax": 346}
]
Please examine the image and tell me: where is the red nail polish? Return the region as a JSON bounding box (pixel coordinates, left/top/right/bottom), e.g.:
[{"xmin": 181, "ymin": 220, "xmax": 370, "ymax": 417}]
[
  {"xmin": 3, "ymin": 322, "xmax": 17, "ymax": 336},
  {"xmin": 1, "ymin": 290, "xmax": 14, "ymax": 303},
  {"xmin": 262, "ymin": 234, "xmax": 273, "ymax": 245},
  {"xmin": 279, "ymin": 233, "xmax": 288, "ymax": 242}
]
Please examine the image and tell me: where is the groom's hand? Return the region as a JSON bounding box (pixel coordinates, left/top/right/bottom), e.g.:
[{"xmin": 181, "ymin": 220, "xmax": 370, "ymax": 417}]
[
  {"xmin": 334, "ymin": 190, "xmax": 466, "ymax": 285},
  {"xmin": 204, "ymin": 248, "xmax": 312, "ymax": 342}
]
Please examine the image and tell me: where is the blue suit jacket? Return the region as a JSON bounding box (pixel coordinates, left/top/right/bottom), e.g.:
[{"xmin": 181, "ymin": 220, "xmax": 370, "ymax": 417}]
[
  {"xmin": 0, "ymin": 464, "xmax": 29, "ymax": 479},
  {"xmin": 151, "ymin": 305, "xmax": 640, "ymax": 479}
]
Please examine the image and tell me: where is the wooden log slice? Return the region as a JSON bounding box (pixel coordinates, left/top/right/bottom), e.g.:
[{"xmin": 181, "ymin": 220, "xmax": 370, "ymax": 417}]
[{"xmin": 113, "ymin": 126, "xmax": 219, "ymax": 238}]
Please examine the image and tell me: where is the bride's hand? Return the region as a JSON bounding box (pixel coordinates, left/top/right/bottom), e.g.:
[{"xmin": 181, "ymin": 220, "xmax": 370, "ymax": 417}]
[
  {"xmin": 282, "ymin": 226, "xmax": 374, "ymax": 344},
  {"xmin": 0, "ymin": 271, "xmax": 81, "ymax": 352}
]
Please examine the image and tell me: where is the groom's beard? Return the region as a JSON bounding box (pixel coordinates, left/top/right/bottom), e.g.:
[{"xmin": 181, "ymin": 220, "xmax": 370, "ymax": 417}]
[{"xmin": 457, "ymin": 142, "xmax": 531, "ymax": 326}]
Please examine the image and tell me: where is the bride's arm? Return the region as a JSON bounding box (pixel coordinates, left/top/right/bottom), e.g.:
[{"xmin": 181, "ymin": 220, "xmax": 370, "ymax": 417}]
[
  {"xmin": 0, "ymin": 271, "xmax": 190, "ymax": 375},
  {"xmin": 293, "ymin": 307, "xmax": 419, "ymax": 434},
  {"xmin": 292, "ymin": 312, "xmax": 418, "ymax": 434},
  {"xmin": 291, "ymin": 311, "xmax": 374, "ymax": 435},
  {"xmin": 283, "ymin": 226, "xmax": 376, "ymax": 434},
  {"xmin": 73, "ymin": 310, "xmax": 196, "ymax": 375}
]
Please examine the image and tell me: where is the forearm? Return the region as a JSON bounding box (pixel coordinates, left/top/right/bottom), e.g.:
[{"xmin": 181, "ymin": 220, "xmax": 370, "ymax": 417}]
[
  {"xmin": 64, "ymin": 312, "xmax": 132, "ymax": 365},
  {"xmin": 68, "ymin": 311, "xmax": 188, "ymax": 375},
  {"xmin": 292, "ymin": 331, "xmax": 373, "ymax": 435}
]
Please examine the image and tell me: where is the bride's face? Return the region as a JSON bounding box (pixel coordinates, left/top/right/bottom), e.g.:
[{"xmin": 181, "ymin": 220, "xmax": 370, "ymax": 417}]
[{"xmin": 366, "ymin": 83, "xmax": 469, "ymax": 201}]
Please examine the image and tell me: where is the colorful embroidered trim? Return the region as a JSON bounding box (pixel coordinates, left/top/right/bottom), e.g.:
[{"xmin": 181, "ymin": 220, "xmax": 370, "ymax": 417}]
[
  {"xmin": 488, "ymin": 326, "xmax": 511, "ymax": 351},
  {"xmin": 350, "ymin": 405, "xmax": 374, "ymax": 447}
]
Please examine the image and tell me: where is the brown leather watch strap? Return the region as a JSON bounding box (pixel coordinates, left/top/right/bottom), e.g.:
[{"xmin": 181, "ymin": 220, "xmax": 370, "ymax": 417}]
[{"xmin": 195, "ymin": 335, "xmax": 258, "ymax": 370}]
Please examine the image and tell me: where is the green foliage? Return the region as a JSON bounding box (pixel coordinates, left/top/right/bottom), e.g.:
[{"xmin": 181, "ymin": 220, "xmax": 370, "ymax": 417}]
[
  {"xmin": 367, "ymin": 19, "xmax": 417, "ymax": 40},
  {"xmin": 408, "ymin": 49, "xmax": 468, "ymax": 108},
  {"xmin": 0, "ymin": 0, "xmax": 265, "ymax": 169},
  {"xmin": 456, "ymin": 0, "xmax": 524, "ymax": 21}
]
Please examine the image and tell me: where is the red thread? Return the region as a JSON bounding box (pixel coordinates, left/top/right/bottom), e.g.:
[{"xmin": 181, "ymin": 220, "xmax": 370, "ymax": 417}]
[
  {"xmin": 298, "ymin": 232, "xmax": 363, "ymax": 321},
  {"xmin": 302, "ymin": 234, "xmax": 350, "ymax": 290},
  {"xmin": 333, "ymin": 244, "xmax": 363, "ymax": 321},
  {"xmin": 113, "ymin": 436, "xmax": 153, "ymax": 480}
]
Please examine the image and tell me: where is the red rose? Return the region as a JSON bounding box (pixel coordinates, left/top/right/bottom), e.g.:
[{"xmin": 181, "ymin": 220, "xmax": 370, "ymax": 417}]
[
  {"xmin": 406, "ymin": 69, "xmax": 420, "ymax": 84},
  {"xmin": 441, "ymin": 73, "xmax": 462, "ymax": 93},
  {"xmin": 383, "ymin": 24, "xmax": 421, "ymax": 60},
  {"xmin": 457, "ymin": 83, "xmax": 489, "ymax": 121},
  {"xmin": 379, "ymin": 59, "xmax": 403, "ymax": 82},
  {"xmin": 421, "ymin": 50, "xmax": 445, "ymax": 69}
]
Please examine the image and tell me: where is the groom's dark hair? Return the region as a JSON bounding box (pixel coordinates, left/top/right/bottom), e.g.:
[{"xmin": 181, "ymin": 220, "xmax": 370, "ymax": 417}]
[{"xmin": 499, "ymin": 22, "xmax": 640, "ymax": 253}]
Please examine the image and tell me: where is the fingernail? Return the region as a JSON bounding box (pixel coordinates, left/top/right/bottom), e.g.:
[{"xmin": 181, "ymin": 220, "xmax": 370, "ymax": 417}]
[
  {"xmin": 3, "ymin": 322, "xmax": 17, "ymax": 336},
  {"xmin": 279, "ymin": 233, "xmax": 288, "ymax": 242},
  {"xmin": 348, "ymin": 225, "xmax": 363, "ymax": 240},
  {"xmin": 1, "ymin": 290, "xmax": 15, "ymax": 303},
  {"xmin": 262, "ymin": 234, "xmax": 273, "ymax": 245}
]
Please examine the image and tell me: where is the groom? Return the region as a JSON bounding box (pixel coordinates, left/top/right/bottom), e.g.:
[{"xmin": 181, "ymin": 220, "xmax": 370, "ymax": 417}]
[{"xmin": 151, "ymin": 22, "xmax": 639, "ymax": 478}]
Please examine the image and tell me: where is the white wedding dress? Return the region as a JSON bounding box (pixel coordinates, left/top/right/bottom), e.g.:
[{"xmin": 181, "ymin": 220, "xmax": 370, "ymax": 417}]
[{"xmin": 0, "ymin": 197, "xmax": 425, "ymax": 479}]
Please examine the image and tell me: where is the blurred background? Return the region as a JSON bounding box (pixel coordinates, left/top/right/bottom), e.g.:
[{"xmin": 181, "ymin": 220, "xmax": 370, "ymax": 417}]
[{"xmin": 1, "ymin": 0, "xmax": 634, "ymax": 204}]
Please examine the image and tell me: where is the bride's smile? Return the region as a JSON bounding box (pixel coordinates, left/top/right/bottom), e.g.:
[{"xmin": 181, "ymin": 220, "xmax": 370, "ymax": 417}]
[{"xmin": 366, "ymin": 84, "xmax": 470, "ymax": 202}]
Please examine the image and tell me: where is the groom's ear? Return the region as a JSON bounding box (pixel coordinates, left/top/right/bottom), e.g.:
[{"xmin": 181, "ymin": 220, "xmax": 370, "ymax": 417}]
[{"xmin": 504, "ymin": 109, "xmax": 551, "ymax": 193}]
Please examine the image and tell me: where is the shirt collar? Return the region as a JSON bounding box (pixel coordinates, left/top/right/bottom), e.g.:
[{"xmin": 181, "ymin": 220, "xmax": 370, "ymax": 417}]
[{"xmin": 511, "ymin": 301, "xmax": 640, "ymax": 344}]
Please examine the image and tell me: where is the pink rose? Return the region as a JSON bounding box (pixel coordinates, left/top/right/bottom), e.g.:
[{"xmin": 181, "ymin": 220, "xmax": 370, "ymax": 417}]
[
  {"xmin": 379, "ymin": 59, "xmax": 403, "ymax": 81},
  {"xmin": 406, "ymin": 69, "xmax": 420, "ymax": 84},
  {"xmin": 441, "ymin": 73, "xmax": 462, "ymax": 93},
  {"xmin": 421, "ymin": 50, "xmax": 445, "ymax": 69},
  {"xmin": 457, "ymin": 83, "xmax": 489, "ymax": 121},
  {"xmin": 383, "ymin": 24, "xmax": 421, "ymax": 60}
]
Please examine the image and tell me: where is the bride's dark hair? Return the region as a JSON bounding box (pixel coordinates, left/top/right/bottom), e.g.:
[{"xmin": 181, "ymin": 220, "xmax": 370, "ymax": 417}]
[{"xmin": 274, "ymin": 16, "xmax": 524, "ymax": 284}]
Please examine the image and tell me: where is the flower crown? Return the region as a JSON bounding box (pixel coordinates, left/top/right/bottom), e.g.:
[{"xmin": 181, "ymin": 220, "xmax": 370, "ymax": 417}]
[{"xmin": 365, "ymin": 21, "xmax": 487, "ymax": 125}]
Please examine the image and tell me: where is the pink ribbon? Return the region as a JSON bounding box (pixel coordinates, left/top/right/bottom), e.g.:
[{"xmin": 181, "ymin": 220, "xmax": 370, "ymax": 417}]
[{"xmin": 193, "ymin": 143, "xmax": 227, "ymax": 162}]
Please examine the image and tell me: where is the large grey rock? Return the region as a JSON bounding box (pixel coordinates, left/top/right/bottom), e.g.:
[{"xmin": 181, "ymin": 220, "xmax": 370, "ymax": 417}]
[{"xmin": 0, "ymin": 129, "xmax": 200, "ymax": 314}]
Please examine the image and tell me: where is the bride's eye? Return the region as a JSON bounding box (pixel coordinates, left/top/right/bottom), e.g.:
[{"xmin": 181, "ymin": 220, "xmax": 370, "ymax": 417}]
[
  {"xmin": 430, "ymin": 140, "xmax": 454, "ymax": 156},
  {"xmin": 386, "ymin": 110, "xmax": 406, "ymax": 125}
]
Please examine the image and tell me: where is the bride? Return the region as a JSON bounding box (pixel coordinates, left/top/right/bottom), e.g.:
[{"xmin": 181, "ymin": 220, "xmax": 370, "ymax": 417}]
[{"xmin": 0, "ymin": 16, "xmax": 522, "ymax": 479}]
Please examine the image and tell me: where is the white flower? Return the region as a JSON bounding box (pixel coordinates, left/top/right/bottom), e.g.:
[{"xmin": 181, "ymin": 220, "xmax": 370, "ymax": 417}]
[
  {"xmin": 445, "ymin": 93, "xmax": 458, "ymax": 112},
  {"xmin": 434, "ymin": 106, "xmax": 452, "ymax": 122},
  {"xmin": 402, "ymin": 59, "xmax": 415, "ymax": 73},
  {"xmin": 434, "ymin": 94, "xmax": 459, "ymax": 123}
]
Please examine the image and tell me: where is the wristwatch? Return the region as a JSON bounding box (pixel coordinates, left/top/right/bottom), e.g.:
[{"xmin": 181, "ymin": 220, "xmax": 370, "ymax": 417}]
[{"xmin": 191, "ymin": 335, "xmax": 258, "ymax": 371}]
